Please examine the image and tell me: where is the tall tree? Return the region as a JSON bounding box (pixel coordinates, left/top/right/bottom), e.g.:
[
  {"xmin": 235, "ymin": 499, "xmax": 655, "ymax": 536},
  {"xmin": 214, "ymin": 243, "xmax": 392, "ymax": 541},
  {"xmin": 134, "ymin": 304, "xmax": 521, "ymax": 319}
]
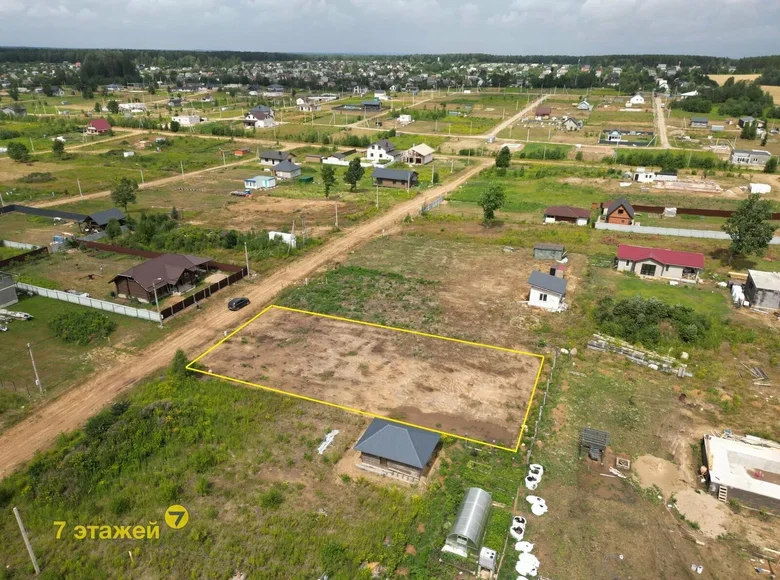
[
  {"xmin": 764, "ymin": 156, "xmax": 778, "ymax": 174},
  {"xmin": 478, "ymin": 183, "xmax": 506, "ymax": 223},
  {"xmin": 343, "ymin": 158, "xmax": 365, "ymax": 192},
  {"xmin": 495, "ymin": 146, "xmax": 511, "ymax": 169},
  {"xmin": 105, "ymin": 218, "xmax": 122, "ymax": 240},
  {"xmin": 93, "ymin": 102, "xmax": 101, "ymax": 113},
  {"xmin": 7, "ymin": 141, "xmax": 30, "ymax": 162},
  {"xmin": 722, "ymin": 193, "xmax": 775, "ymax": 263},
  {"xmin": 52, "ymin": 139, "xmax": 65, "ymax": 157},
  {"xmin": 110, "ymin": 177, "xmax": 138, "ymax": 211},
  {"xmin": 8, "ymin": 85, "xmax": 19, "ymax": 101},
  {"xmin": 107, "ymin": 100, "xmax": 119, "ymax": 114},
  {"xmin": 169, "ymin": 120, "xmax": 180, "ymax": 133},
  {"xmin": 321, "ymin": 165, "xmax": 336, "ymax": 198}
]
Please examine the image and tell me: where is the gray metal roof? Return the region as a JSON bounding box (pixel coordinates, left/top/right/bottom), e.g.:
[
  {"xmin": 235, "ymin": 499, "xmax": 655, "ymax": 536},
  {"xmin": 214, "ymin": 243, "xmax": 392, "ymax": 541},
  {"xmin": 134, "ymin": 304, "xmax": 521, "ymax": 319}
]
[
  {"xmin": 83, "ymin": 208, "xmax": 126, "ymax": 226},
  {"xmin": 580, "ymin": 427, "xmax": 610, "ymax": 451},
  {"xmin": 260, "ymin": 149, "xmax": 289, "ymax": 161},
  {"xmin": 372, "ymin": 168, "xmax": 417, "ymax": 181},
  {"xmin": 606, "ymin": 197, "xmax": 635, "ymax": 218},
  {"xmin": 528, "ymin": 270, "xmax": 568, "ymax": 296},
  {"xmin": 447, "ymin": 488, "xmax": 492, "ymax": 551},
  {"xmin": 272, "ymin": 160, "xmax": 301, "ymax": 172},
  {"xmin": 354, "ymin": 419, "xmax": 440, "ymax": 469}
]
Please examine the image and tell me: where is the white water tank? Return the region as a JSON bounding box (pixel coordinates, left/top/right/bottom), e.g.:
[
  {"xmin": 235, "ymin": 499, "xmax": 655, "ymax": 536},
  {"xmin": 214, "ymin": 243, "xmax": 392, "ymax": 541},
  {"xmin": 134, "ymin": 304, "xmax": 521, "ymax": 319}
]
[{"xmin": 479, "ymin": 547, "xmax": 496, "ymax": 570}]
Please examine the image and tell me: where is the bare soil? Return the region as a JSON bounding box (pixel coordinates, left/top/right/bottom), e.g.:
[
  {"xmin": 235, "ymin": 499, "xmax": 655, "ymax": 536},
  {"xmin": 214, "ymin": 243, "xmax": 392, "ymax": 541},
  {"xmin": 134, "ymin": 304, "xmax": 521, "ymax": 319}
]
[{"xmin": 198, "ymin": 306, "xmax": 542, "ymax": 447}]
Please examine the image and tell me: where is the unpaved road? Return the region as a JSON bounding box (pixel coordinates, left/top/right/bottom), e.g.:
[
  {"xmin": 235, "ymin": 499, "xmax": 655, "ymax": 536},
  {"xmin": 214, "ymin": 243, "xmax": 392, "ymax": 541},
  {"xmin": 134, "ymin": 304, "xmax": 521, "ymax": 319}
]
[
  {"xmin": 0, "ymin": 159, "xmax": 490, "ymax": 479},
  {"xmin": 654, "ymin": 96, "xmax": 671, "ymax": 149},
  {"xmin": 487, "ymin": 95, "xmax": 547, "ymax": 137}
]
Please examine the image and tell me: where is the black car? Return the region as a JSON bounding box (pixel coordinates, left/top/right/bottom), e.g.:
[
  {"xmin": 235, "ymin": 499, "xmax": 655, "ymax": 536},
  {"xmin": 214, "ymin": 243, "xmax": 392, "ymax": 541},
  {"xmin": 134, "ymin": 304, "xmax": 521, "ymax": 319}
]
[{"xmin": 227, "ymin": 297, "xmax": 250, "ymax": 311}]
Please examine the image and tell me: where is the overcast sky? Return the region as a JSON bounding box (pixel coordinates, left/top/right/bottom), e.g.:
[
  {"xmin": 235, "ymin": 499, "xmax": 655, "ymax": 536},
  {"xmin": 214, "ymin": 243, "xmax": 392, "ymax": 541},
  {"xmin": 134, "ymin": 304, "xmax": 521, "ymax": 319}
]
[{"xmin": 1, "ymin": 0, "xmax": 779, "ymax": 58}]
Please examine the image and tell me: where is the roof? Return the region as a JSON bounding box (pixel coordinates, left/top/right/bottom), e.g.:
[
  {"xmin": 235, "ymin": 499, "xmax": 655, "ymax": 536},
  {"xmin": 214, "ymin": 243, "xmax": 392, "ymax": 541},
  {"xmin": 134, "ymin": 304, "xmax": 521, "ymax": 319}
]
[
  {"xmin": 260, "ymin": 150, "xmax": 290, "ymax": 161},
  {"xmin": 361, "ymin": 100, "xmax": 381, "ymax": 106},
  {"xmin": 250, "ymin": 105, "xmax": 272, "ymax": 113},
  {"xmin": 407, "ymin": 144, "xmax": 435, "ymax": 156},
  {"xmin": 534, "ymin": 242, "xmax": 565, "ymax": 252},
  {"xmin": 111, "ymin": 254, "xmax": 211, "ymax": 292},
  {"xmin": 544, "ymin": 206, "xmax": 590, "ymax": 219},
  {"xmin": 704, "ymin": 434, "xmax": 780, "ymax": 502},
  {"xmin": 88, "ymin": 118, "xmax": 111, "ymax": 131},
  {"xmin": 580, "ymin": 427, "xmax": 610, "ymax": 450},
  {"xmin": 272, "ymin": 160, "xmax": 301, "ymax": 172},
  {"xmin": 354, "ymin": 418, "xmax": 440, "ymax": 469},
  {"xmin": 732, "ymin": 149, "xmax": 771, "ymax": 157},
  {"xmin": 690, "ymin": 117, "xmax": 709, "ymax": 123},
  {"xmin": 447, "ymin": 488, "xmax": 492, "ymax": 551},
  {"xmin": 748, "ymin": 269, "xmax": 780, "ymax": 291},
  {"xmin": 372, "ymin": 167, "xmax": 417, "ymax": 181},
  {"xmin": 371, "ymin": 139, "xmax": 396, "ymax": 152},
  {"xmin": 83, "ymin": 208, "xmax": 125, "ymax": 226},
  {"xmin": 528, "ymin": 270, "xmax": 568, "ymax": 295},
  {"xmin": 606, "ymin": 197, "xmax": 635, "ymax": 218},
  {"xmin": 535, "ymin": 106, "xmax": 552, "ymax": 115},
  {"xmin": 245, "ymin": 174, "xmax": 275, "ymax": 182},
  {"xmin": 617, "ymin": 244, "xmax": 705, "ymax": 269}
]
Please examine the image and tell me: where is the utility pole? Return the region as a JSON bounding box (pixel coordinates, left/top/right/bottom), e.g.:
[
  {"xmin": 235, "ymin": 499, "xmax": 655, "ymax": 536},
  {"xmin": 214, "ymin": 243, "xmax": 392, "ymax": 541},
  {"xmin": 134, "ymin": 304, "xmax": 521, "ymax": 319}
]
[
  {"xmin": 77, "ymin": 179, "xmax": 83, "ymax": 198},
  {"xmin": 139, "ymin": 169, "xmax": 144, "ymax": 185},
  {"xmin": 376, "ymin": 184, "xmax": 379, "ymax": 209},
  {"xmin": 152, "ymin": 279, "xmax": 163, "ymax": 329},
  {"xmin": 27, "ymin": 343, "xmax": 43, "ymax": 394},
  {"xmin": 13, "ymin": 507, "xmax": 40, "ymax": 575},
  {"xmin": 335, "ymin": 202, "xmax": 339, "ymax": 228},
  {"xmin": 244, "ymin": 242, "xmax": 250, "ymax": 275}
]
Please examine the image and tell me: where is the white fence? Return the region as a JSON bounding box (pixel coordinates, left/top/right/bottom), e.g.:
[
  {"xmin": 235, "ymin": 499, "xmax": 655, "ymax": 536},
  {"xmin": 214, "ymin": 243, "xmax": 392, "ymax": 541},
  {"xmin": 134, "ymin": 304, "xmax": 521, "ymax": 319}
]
[
  {"xmin": 594, "ymin": 221, "xmax": 780, "ymax": 244},
  {"xmin": 2, "ymin": 240, "xmax": 39, "ymax": 251},
  {"xmin": 16, "ymin": 282, "xmax": 162, "ymax": 322},
  {"xmin": 322, "ymin": 158, "xmax": 383, "ymax": 168}
]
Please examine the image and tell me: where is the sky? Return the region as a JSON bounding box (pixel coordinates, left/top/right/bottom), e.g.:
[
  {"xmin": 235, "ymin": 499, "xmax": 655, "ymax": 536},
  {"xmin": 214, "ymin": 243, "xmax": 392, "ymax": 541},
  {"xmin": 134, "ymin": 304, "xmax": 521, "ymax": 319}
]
[{"xmin": 1, "ymin": 0, "xmax": 779, "ymax": 58}]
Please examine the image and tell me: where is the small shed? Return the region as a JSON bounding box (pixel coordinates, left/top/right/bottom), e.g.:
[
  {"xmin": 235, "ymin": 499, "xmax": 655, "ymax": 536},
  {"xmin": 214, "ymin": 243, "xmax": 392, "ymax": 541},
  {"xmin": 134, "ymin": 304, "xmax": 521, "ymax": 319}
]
[
  {"xmin": 533, "ymin": 243, "xmax": 565, "ymax": 261},
  {"xmin": 80, "ymin": 208, "xmax": 127, "ymax": 231},
  {"xmin": 244, "ymin": 175, "xmax": 276, "ymax": 190},
  {"xmin": 745, "ymin": 270, "xmax": 780, "ymax": 310},
  {"xmin": 354, "ymin": 418, "xmax": 440, "ymax": 483},
  {"xmin": 444, "ymin": 488, "xmax": 492, "ymax": 556},
  {"xmin": 0, "ymin": 273, "xmax": 18, "ymax": 308},
  {"xmin": 528, "ymin": 270, "xmax": 568, "ymax": 311},
  {"xmin": 579, "ymin": 427, "xmax": 610, "ymax": 462}
]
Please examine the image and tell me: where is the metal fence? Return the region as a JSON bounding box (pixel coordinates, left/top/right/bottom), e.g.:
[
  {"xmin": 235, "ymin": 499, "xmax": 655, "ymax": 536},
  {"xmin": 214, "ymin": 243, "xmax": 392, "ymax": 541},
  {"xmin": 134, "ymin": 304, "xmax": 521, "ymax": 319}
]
[
  {"xmin": 630, "ymin": 205, "xmax": 780, "ymax": 220},
  {"xmin": 159, "ymin": 268, "xmax": 246, "ymax": 319},
  {"xmin": 419, "ymin": 194, "xmax": 445, "ymax": 215},
  {"xmin": 2, "ymin": 240, "xmax": 39, "ymax": 251},
  {"xmin": 594, "ymin": 220, "xmax": 780, "ymax": 244},
  {"xmin": 525, "ymin": 352, "xmax": 557, "ymax": 465},
  {"xmin": 0, "ymin": 246, "xmax": 49, "ymax": 269},
  {"xmin": 16, "ymin": 282, "xmax": 162, "ymax": 322}
]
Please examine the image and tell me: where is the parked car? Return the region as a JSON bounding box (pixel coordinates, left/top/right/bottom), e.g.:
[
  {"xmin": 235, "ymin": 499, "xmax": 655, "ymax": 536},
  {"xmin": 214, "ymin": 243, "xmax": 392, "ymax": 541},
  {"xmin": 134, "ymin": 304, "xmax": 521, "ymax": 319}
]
[{"xmin": 228, "ymin": 297, "xmax": 250, "ymax": 311}]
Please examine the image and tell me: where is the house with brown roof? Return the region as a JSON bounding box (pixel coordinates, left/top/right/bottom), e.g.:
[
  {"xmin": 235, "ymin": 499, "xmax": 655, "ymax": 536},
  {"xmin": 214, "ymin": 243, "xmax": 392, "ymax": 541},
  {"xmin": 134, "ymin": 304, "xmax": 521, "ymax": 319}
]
[
  {"xmin": 535, "ymin": 106, "xmax": 552, "ymax": 120},
  {"xmin": 111, "ymin": 254, "xmax": 212, "ymax": 302},
  {"xmin": 543, "ymin": 206, "xmax": 590, "ymax": 226}
]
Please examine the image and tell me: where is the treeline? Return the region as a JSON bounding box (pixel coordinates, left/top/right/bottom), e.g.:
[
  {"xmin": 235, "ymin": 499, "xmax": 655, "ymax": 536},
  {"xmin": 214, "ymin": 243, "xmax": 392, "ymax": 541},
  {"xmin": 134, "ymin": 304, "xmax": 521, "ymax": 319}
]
[
  {"xmin": 670, "ymin": 78, "xmax": 774, "ymax": 117},
  {"xmin": 758, "ymin": 69, "xmax": 780, "ymax": 86},
  {"xmin": 607, "ymin": 149, "xmax": 725, "ymax": 170}
]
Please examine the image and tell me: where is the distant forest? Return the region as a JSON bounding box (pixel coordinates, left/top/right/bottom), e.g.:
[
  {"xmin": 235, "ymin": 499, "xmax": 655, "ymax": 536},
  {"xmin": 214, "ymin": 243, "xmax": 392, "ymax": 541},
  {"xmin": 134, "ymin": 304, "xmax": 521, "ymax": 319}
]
[{"xmin": 1, "ymin": 47, "xmax": 780, "ymax": 73}]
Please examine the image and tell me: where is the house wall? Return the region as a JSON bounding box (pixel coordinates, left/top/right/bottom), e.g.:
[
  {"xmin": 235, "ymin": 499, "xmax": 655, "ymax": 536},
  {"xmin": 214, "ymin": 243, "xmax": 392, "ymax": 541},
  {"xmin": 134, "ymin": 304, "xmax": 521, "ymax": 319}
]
[
  {"xmin": 745, "ymin": 279, "xmax": 780, "ymax": 310},
  {"xmin": 607, "ymin": 208, "xmax": 632, "ymax": 225},
  {"xmin": 0, "ymin": 276, "xmax": 18, "ymax": 308},
  {"xmin": 358, "ymin": 453, "xmax": 423, "ymax": 482},
  {"xmin": 616, "ymin": 259, "xmax": 699, "ymax": 281},
  {"xmin": 529, "ymin": 287, "xmax": 562, "ymax": 310},
  {"xmin": 533, "ymin": 248, "xmax": 565, "ymax": 260},
  {"xmin": 711, "ymin": 483, "xmax": 780, "ymax": 513},
  {"xmin": 275, "ymin": 169, "xmax": 301, "ymax": 180},
  {"xmin": 375, "ymin": 178, "xmax": 414, "ymax": 188},
  {"xmin": 114, "ymin": 278, "xmax": 152, "ymax": 302}
]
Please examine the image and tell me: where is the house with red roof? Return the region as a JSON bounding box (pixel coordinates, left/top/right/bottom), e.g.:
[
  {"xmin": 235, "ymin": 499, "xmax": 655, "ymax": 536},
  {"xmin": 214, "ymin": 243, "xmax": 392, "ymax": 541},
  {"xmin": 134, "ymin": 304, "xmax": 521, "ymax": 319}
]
[
  {"xmin": 86, "ymin": 118, "xmax": 111, "ymax": 135},
  {"xmin": 543, "ymin": 205, "xmax": 590, "ymax": 226},
  {"xmin": 615, "ymin": 244, "xmax": 704, "ymax": 282}
]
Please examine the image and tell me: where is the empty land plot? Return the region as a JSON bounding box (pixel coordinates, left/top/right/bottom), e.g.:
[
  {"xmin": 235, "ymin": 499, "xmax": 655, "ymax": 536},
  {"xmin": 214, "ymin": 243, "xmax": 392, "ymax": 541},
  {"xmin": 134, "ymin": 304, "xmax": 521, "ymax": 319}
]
[{"xmin": 193, "ymin": 306, "xmax": 543, "ymax": 449}]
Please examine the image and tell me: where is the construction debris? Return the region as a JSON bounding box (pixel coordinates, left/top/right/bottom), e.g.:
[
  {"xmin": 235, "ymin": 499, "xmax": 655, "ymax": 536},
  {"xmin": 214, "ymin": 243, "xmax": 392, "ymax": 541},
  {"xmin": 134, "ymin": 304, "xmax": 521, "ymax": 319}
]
[{"xmin": 587, "ymin": 333, "xmax": 692, "ymax": 378}]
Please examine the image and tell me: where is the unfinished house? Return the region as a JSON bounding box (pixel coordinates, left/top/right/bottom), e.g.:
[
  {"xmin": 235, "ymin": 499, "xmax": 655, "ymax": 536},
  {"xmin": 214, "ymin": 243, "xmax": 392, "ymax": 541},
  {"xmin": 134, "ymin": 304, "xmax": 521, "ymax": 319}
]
[
  {"xmin": 745, "ymin": 270, "xmax": 780, "ymax": 310},
  {"xmin": 0, "ymin": 273, "xmax": 18, "ymax": 308},
  {"xmin": 703, "ymin": 434, "xmax": 780, "ymax": 512},
  {"xmin": 354, "ymin": 418, "xmax": 440, "ymax": 483}
]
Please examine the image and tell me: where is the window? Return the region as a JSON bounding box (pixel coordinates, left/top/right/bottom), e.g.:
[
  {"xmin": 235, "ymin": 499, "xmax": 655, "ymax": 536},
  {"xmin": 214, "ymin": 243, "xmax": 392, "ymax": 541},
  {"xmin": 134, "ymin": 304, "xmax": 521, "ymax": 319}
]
[
  {"xmin": 640, "ymin": 264, "xmax": 657, "ymax": 276},
  {"xmin": 539, "ymin": 293, "xmax": 548, "ymax": 302},
  {"xmin": 617, "ymin": 209, "xmax": 624, "ymax": 215}
]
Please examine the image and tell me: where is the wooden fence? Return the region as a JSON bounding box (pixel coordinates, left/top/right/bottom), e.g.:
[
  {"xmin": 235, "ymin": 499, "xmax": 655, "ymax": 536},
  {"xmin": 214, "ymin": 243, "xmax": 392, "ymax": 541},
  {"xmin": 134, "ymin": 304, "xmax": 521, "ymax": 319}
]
[{"xmin": 596, "ymin": 202, "xmax": 780, "ymax": 220}]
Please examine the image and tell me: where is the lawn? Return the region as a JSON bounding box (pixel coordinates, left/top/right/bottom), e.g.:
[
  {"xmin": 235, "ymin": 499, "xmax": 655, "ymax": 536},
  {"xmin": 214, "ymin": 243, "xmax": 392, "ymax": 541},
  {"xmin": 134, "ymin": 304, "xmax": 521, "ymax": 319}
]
[{"xmin": 588, "ymin": 109, "xmax": 654, "ymax": 124}]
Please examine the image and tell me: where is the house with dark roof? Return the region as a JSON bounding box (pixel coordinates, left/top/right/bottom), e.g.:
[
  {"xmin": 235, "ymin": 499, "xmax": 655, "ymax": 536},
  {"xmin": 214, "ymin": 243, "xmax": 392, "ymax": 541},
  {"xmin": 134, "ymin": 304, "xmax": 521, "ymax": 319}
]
[
  {"xmin": 354, "ymin": 418, "xmax": 440, "ymax": 483},
  {"xmin": 361, "ymin": 100, "xmax": 382, "ymax": 112},
  {"xmin": 244, "ymin": 105, "xmax": 275, "ymax": 128},
  {"xmin": 615, "ymin": 244, "xmax": 704, "ymax": 282},
  {"xmin": 272, "ymin": 159, "xmax": 302, "ymax": 180},
  {"xmin": 528, "ymin": 270, "xmax": 568, "ymax": 311},
  {"xmin": 561, "ymin": 117, "xmax": 583, "ymax": 131},
  {"xmin": 372, "ymin": 167, "xmax": 418, "ymax": 188},
  {"xmin": 603, "ymin": 198, "xmax": 635, "ymax": 225},
  {"xmin": 110, "ymin": 254, "xmax": 212, "ymax": 303},
  {"xmin": 543, "ymin": 206, "xmax": 590, "ymax": 226},
  {"xmin": 730, "ymin": 149, "xmax": 771, "ymax": 167},
  {"xmin": 86, "ymin": 118, "xmax": 111, "ymax": 135},
  {"xmin": 80, "ymin": 208, "xmax": 126, "ymax": 231},
  {"xmin": 367, "ymin": 139, "xmax": 400, "ymax": 162},
  {"xmin": 259, "ymin": 150, "xmax": 296, "ymax": 166},
  {"xmin": 1, "ymin": 104, "xmax": 27, "ymax": 117},
  {"xmin": 690, "ymin": 117, "xmax": 709, "ymax": 129},
  {"xmin": 535, "ymin": 106, "xmax": 552, "ymax": 119}
]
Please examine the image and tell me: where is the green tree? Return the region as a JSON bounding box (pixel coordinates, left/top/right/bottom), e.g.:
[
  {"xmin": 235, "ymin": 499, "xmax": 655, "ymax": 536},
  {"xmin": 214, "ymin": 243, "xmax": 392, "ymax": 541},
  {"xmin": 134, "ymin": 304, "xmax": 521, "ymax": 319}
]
[
  {"xmin": 764, "ymin": 156, "xmax": 778, "ymax": 174},
  {"xmin": 110, "ymin": 177, "xmax": 138, "ymax": 211},
  {"xmin": 51, "ymin": 139, "xmax": 65, "ymax": 157},
  {"xmin": 107, "ymin": 100, "xmax": 119, "ymax": 114},
  {"xmin": 343, "ymin": 158, "xmax": 365, "ymax": 192},
  {"xmin": 105, "ymin": 218, "xmax": 122, "ymax": 240},
  {"xmin": 575, "ymin": 150, "xmax": 584, "ymax": 161},
  {"xmin": 740, "ymin": 122, "xmax": 757, "ymax": 140},
  {"xmin": 722, "ymin": 193, "xmax": 775, "ymax": 263},
  {"xmin": 170, "ymin": 206, "xmax": 180, "ymax": 220},
  {"xmin": 495, "ymin": 146, "xmax": 511, "ymax": 168},
  {"xmin": 93, "ymin": 102, "xmax": 101, "ymax": 113},
  {"xmin": 168, "ymin": 349, "xmax": 190, "ymax": 379},
  {"xmin": 81, "ymin": 86, "xmax": 94, "ymax": 100},
  {"xmin": 7, "ymin": 141, "xmax": 30, "ymax": 162},
  {"xmin": 321, "ymin": 165, "xmax": 336, "ymax": 198},
  {"xmin": 8, "ymin": 85, "xmax": 19, "ymax": 101},
  {"xmin": 170, "ymin": 120, "xmax": 180, "ymax": 133},
  {"xmin": 478, "ymin": 183, "xmax": 506, "ymax": 223}
]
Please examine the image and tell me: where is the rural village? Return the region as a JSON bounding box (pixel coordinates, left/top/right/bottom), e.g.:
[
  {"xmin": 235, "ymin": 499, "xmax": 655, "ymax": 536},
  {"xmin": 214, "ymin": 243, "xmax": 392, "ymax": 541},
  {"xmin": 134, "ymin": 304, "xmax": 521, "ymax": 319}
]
[{"xmin": 0, "ymin": 48, "xmax": 779, "ymax": 580}]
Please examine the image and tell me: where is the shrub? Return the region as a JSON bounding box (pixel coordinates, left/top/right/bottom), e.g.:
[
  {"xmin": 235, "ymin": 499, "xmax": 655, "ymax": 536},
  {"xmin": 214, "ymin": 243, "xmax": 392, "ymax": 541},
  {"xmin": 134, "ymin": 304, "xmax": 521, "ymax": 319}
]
[
  {"xmin": 48, "ymin": 310, "xmax": 116, "ymax": 345},
  {"xmin": 259, "ymin": 487, "xmax": 284, "ymax": 509},
  {"xmin": 19, "ymin": 172, "xmax": 55, "ymax": 183}
]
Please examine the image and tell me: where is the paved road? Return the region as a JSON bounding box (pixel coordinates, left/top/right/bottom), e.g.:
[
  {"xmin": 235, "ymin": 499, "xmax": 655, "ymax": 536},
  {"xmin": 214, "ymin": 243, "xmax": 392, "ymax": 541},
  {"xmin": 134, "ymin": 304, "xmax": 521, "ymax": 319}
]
[
  {"xmin": 654, "ymin": 96, "xmax": 671, "ymax": 149},
  {"xmin": 0, "ymin": 158, "xmax": 491, "ymax": 479}
]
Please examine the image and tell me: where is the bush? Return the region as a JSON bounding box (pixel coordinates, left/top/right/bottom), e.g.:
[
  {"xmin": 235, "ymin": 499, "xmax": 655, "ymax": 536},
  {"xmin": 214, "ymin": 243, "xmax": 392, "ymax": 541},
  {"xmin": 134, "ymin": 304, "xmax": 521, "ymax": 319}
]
[
  {"xmin": 48, "ymin": 310, "xmax": 117, "ymax": 345},
  {"xmin": 259, "ymin": 487, "xmax": 284, "ymax": 509},
  {"xmin": 19, "ymin": 172, "xmax": 55, "ymax": 183}
]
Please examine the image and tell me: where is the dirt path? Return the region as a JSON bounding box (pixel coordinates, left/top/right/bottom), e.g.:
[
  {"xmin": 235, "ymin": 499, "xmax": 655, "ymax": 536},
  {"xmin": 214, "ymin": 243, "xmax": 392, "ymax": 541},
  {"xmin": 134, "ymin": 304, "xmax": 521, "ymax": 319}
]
[
  {"xmin": 0, "ymin": 159, "xmax": 490, "ymax": 479},
  {"xmin": 486, "ymin": 95, "xmax": 548, "ymax": 138},
  {"xmin": 654, "ymin": 96, "xmax": 671, "ymax": 149}
]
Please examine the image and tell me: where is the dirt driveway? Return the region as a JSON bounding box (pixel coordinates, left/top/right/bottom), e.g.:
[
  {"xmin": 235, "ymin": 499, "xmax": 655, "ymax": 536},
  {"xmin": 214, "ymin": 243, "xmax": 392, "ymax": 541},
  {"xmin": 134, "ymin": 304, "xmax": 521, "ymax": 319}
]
[{"xmin": 0, "ymin": 159, "xmax": 490, "ymax": 479}]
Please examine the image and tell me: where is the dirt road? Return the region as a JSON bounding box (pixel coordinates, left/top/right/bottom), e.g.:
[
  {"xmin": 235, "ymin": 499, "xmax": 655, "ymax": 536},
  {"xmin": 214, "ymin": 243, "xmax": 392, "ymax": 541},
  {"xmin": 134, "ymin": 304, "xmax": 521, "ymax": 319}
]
[
  {"xmin": 654, "ymin": 96, "xmax": 671, "ymax": 149},
  {"xmin": 486, "ymin": 95, "xmax": 547, "ymax": 138},
  {"xmin": 0, "ymin": 159, "xmax": 490, "ymax": 479}
]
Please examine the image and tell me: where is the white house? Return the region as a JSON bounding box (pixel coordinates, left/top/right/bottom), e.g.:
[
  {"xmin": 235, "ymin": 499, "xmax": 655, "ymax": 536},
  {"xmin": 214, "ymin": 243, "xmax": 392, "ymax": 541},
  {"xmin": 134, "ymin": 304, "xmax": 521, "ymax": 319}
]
[
  {"xmin": 367, "ymin": 139, "xmax": 400, "ymax": 162},
  {"xmin": 244, "ymin": 175, "xmax": 276, "ymax": 190},
  {"xmin": 118, "ymin": 102, "xmax": 146, "ymax": 113},
  {"xmin": 632, "ymin": 167, "xmax": 655, "ymax": 183},
  {"xmin": 398, "ymin": 114, "xmax": 413, "ymax": 126},
  {"xmin": 577, "ymin": 100, "xmax": 592, "ymax": 111},
  {"xmin": 296, "ymin": 98, "xmax": 322, "ymax": 112},
  {"xmin": 528, "ymin": 271, "xmax": 567, "ymax": 311},
  {"xmin": 244, "ymin": 105, "xmax": 275, "ymax": 128},
  {"xmin": 627, "ymin": 93, "xmax": 645, "ymax": 106},
  {"xmin": 272, "ymin": 160, "xmax": 302, "ymax": 180},
  {"xmin": 171, "ymin": 115, "xmax": 201, "ymax": 127},
  {"xmin": 561, "ymin": 117, "xmax": 583, "ymax": 131},
  {"xmin": 403, "ymin": 144, "xmax": 435, "ymax": 165},
  {"xmin": 374, "ymin": 90, "xmax": 390, "ymax": 101}
]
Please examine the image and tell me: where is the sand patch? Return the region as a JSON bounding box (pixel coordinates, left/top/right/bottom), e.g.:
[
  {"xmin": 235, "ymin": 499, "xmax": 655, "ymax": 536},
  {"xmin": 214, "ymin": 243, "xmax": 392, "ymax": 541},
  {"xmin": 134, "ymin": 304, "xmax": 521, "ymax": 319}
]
[
  {"xmin": 633, "ymin": 455, "xmax": 687, "ymax": 496},
  {"xmin": 674, "ymin": 489, "xmax": 730, "ymax": 539}
]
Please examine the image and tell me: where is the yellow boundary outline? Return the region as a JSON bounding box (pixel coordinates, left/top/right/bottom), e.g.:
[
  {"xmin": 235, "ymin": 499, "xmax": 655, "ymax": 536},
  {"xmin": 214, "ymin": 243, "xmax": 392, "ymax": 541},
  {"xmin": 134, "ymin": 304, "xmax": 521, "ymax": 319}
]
[{"xmin": 187, "ymin": 305, "xmax": 546, "ymax": 452}]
